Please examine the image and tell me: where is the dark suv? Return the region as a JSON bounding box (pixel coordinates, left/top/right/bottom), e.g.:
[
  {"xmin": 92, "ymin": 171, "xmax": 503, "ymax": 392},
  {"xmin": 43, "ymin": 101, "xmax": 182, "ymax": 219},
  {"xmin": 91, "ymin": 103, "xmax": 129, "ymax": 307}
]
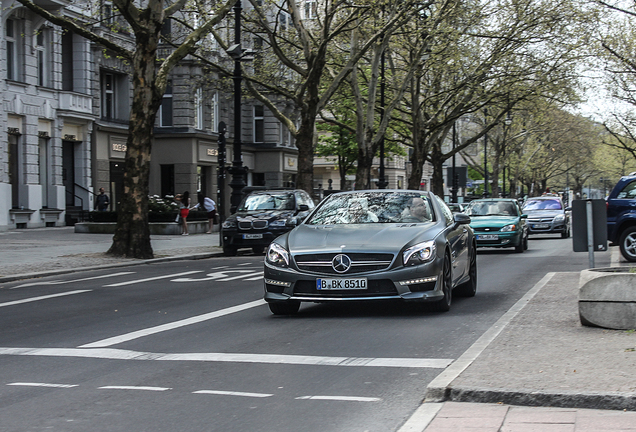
[
  {"xmin": 521, "ymin": 195, "xmax": 571, "ymax": 238},
  {"xmin": 606, "ymin": 174, "xmax": 636, "ymax": 261},
  {"xmin": 221, "ymin": 189, "xmax": 315, "ymax": 256}
]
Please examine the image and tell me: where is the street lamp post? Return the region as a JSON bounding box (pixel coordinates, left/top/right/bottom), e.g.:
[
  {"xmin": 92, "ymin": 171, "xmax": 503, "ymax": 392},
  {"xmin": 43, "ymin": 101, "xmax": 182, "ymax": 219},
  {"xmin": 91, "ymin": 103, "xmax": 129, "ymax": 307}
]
[
  {"xmin": 217, "ymin": 121, "xmax": 227, "ymax": 246},
  {"xmin": 377, "ymin": 45, "xmax": 388, "ymax": 189},
  {"xmin": 228, "ymin": 0, "xmax": 246, "ymax": 213},
  {"xmin": 502, "ymin": 114, "xmax": 512, "ymax": 197},
  {"xmin": 483, "ymin": 109, "xmax": 488, "ymax": 198}
]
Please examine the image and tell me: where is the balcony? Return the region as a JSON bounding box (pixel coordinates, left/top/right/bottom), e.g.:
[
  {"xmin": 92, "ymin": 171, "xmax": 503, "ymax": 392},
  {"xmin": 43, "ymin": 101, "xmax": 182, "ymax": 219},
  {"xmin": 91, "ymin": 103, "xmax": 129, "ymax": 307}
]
[{"xmin": 59, "ymin": 92, "xmax": 94, "ymax": 118}]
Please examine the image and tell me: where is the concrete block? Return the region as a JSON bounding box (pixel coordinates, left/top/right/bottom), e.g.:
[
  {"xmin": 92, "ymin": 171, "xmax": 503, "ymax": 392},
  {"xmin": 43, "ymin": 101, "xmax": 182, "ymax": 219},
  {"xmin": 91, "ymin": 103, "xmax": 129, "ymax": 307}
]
[{"xmin": 579, "ymin": 268, "xmax": 636, "ymax": 329}]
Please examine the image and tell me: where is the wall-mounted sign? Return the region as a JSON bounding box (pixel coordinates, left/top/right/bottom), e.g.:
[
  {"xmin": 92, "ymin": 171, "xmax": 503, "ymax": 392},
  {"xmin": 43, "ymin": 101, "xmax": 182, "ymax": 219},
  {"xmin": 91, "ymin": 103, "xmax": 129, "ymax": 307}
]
[
  {"xmin": 207, "ymin": 148, "xmax": 218, "ymax": 156},
  {"xmin": 112, "ymin": 142, "xmax": 127, "ymax": 153},
  {"xmin": 285, "ymin": 156, "xmax": 297, "ymax": 170},
  {"xmin": 64, "ymin": 134, "xmax": 77, "ymax": 141}
]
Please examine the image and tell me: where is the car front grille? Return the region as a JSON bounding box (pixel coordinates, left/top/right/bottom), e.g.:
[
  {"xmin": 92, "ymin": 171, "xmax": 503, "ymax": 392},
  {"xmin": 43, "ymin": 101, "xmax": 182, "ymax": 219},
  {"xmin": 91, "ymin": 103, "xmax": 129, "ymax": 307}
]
[
  {"xmin": 293, "ymin": 279, "xmax": 398, "ymax": 297},
  {"xmin": 294, "ymin": 253, "xmax": 394, "ymax": 275},
  {"xmin": 238, "ymin": 220, "xmax": 268, "ymax": 230},
  {"xmin": 473, "ymin": 227, "xmax": 502, "ymax": 232},
  {"xmin": 528, "ymin": 217, "xmax": 554, "ymax": 224}
]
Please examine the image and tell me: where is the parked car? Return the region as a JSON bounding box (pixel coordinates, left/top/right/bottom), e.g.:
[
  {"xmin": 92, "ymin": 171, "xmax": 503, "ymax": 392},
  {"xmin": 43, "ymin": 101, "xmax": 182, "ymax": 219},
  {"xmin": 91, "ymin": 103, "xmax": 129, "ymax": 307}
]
[
  {"xmin": 263, "ymin": 190, "xmax": 477, "ymax": 315},
  {"xmin": 607, "ymin": 173, "xmax": 636, "ymax": 261},
  {"xmin": 221, "ymin": 189, "xmax": 315, "ymax": 256},
  {"xmin": 463, "ymin": 198, "xmax": 528, "ymax": 253},
  {"xmin": 521, "ymin": 195, "xmax": 570, "ymax": 238}
]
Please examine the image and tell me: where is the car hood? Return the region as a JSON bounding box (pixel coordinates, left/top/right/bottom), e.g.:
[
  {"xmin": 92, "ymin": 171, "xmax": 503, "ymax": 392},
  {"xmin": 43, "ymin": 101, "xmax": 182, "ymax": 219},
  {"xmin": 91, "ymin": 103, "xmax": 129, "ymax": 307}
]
[
  {"xmin": 285, "ymin": 222, "xmax": 437, "ymax": 254},
  {"xmin": 229, "ymin": 210, "xmax": 295, "ymax": 221},
  {"xmin": 523, "ymin": 209, "xmax": 562, "ymax": 218},
  {"xmin": 469, "ymin": 215, "xmax": 519, "ymax": 228}
]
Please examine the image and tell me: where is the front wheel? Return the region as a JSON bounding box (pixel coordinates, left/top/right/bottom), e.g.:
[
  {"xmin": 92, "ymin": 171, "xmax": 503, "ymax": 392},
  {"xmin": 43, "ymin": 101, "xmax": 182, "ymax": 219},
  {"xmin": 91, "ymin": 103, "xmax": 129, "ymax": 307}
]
[
  {"xmin": 268, "ymin": 301, "xmax": 301, "ymax": 315},
  {"xmin": 432, "ymin": 254, "xmax": 452, "ymax": 312},
  {"xmin": 619, "ymin": 226, "xmax": 636, "ymax": 262}
]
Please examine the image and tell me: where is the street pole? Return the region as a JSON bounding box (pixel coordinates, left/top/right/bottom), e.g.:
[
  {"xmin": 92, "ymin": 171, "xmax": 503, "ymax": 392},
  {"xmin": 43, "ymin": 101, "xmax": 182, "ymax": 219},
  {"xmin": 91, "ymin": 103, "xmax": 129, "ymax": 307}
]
[
  {"xmin": 228, "ymin": 0, "xmax": 246, "ymax": 213},
  {"xmin": 452, "ymin": 122, "xmax": 457, "ymax": 203},
  {"xmin": 377, "ymin": 43, "xmax": 388, "ymax": 190},
  {"xmin": 484, "ymin": 109, "xmax": 488, "ymax": 198},
  {"xmin": 503, "ymin": 114, "xmax": 512, "ymax": 197},
  {"xmin": 217, "ymin": 121, "xmax": 226, "ymax": 247}
]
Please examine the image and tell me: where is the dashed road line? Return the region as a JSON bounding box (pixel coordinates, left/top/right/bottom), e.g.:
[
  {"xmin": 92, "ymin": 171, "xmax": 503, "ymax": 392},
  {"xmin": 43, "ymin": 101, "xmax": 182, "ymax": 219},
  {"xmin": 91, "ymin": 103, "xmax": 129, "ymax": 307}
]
[
  {"xmin": 78, "ymin": 299, "xmax": 266, "ymax": 348},
  {"xmin": 296, "ymin": 395, "xmax": 381, "ymax": 402},
  {"xmin": 7, "ymin": 382, "xmax": 78, "ymax": 388},
  {"xmin": 11, "ymin": 272, "xmax": 135, "ymax": 289},
  {"xmin": 99, "ymin": 385, "xmax": 171, "ymax": 392},
  {"xmin": 193, "ymin": 390, "xmax": 273, "ymax": 398},
  {"xmin": 0, "ymin": 290, "xmax": 91, "ymax": 308}
]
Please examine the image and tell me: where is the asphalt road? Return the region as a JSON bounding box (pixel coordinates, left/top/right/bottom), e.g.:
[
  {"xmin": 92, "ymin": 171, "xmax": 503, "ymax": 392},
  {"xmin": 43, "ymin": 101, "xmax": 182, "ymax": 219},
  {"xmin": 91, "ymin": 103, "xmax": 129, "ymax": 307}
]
[{"xmin": 0, "ymin": 235, "xmax": 612, "ymax": 432}]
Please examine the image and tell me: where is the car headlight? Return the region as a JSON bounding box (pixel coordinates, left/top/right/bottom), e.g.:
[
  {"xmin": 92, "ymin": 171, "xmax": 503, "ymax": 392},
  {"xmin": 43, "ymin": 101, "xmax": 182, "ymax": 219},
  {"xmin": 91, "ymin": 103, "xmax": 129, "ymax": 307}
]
[
  {"xmin": 266, "ymin": 243, "xmax": 290, "ymax": 267},
  {"xmin": 553, "ymin": 214, "xmax": 565, "ymax": 222},
  {"xmin": 500, "ymin": 224, "xmax": 517, "ymax": 232},
  {"xmin": 269, "ymin": 220, "xmax": 287, "ymax": 228},
  {"xmin": 222, "ymin": 220, "xmax": 236, "ymax": 229},
  {"xmin": 403, "ymin": 241, "xmax": 436, "ymax": 266}
]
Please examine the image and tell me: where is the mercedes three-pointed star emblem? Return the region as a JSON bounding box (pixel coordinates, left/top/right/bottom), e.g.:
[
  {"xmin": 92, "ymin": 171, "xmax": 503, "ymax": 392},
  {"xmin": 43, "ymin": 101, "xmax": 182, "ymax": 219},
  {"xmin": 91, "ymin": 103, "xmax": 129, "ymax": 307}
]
[{"xmin": 332, "ymin": 254, "xmax": 352, "ymax": 273}]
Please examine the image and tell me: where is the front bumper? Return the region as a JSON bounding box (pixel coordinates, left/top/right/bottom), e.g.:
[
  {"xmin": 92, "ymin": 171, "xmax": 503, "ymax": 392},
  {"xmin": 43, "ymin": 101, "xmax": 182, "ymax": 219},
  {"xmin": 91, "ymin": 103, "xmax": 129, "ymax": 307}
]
[
  {"xmin": 263, "ymin": 260, "xmax": 445, "ymax": 303},
  {"xmin": 474, "ymin": 231, "xmax": 522, "ymax": 248},
  {"xmin": 222, "ymin": 230, "xmax": 286, "ymax": 249},
  {"xmin": 527, "ymin": 219, "xmax": 566, "ymax": 234}
]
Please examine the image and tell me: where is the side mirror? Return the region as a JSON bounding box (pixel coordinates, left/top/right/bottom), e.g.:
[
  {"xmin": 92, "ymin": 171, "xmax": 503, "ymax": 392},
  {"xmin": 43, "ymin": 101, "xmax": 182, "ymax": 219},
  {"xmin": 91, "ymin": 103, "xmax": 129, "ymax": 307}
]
[
  {"xmin": 298, "ymin": 204, "xmax": 309, "ymax": 212},
  {"xmin": 286, "ymin": 217, "xmax": 299, "ymax": 227},
  {"xmin": 453, "ymin": 212, "xmax": 471, "ymax": 225},
  {"xmin": 520, "ymin": 214, "xmax": 528, "ymax": 219}
]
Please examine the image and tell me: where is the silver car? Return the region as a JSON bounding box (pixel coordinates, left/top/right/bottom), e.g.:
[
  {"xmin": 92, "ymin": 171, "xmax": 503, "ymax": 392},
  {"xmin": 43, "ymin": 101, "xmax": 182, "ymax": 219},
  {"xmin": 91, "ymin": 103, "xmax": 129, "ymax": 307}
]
[
  {"xmin": 522, "ymin": 196, "xmax": 571, "ymax": 238},
  {"xmin": 263, "ymin": 190, "xmax": 477, "ymax": 315}
]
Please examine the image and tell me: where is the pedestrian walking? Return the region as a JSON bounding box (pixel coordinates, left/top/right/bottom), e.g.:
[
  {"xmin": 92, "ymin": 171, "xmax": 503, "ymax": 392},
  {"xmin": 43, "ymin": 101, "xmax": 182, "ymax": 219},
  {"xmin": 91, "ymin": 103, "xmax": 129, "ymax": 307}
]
[
  {"xmin": 176, "ymin": 191, "xmax": 191, "ymax": 235},
  {"xmin": 94, "ymin": 188, "xmax": 110, "ymax": 211}
]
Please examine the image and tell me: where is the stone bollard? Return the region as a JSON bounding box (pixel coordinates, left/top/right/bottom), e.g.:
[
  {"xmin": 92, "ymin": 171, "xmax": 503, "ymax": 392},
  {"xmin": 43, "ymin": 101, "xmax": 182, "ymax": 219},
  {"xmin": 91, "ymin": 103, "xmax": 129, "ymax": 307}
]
[{"xmin": 579, "ymin": 268, "xmax": 636, "ymax": 329}]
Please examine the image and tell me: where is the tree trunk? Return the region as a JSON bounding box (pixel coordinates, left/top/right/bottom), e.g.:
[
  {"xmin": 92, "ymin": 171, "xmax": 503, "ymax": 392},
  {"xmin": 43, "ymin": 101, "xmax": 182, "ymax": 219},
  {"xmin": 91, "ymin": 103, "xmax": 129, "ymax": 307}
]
[{"xmin": 107, "ymin": 37, "xmax": 159, "ymax": 259}]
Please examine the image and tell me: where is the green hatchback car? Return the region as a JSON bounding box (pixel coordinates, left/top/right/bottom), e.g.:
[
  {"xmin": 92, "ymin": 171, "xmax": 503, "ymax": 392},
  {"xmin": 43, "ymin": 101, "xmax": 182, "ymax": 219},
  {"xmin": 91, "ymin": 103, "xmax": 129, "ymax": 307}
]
[{"xmin": 463, "ymin": 198, "xmax": 528, "ymax": 253}]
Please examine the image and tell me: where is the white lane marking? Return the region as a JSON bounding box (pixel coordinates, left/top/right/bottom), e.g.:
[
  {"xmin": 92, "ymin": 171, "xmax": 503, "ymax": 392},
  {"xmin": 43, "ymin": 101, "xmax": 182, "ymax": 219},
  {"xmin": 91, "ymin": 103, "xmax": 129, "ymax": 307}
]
[
  {"xmin": 172, "ymin": 270, "xmax": 260, "ymax": 282},
  {"xmin": 78, "ymin": 299, "xmax": 266, "ymax": 348},
  {"xmin": 219, "ymin": 271, "xmax": 263, "ymax": 281},
  {"xmin": 0, "ymin": 290, "xmax": 91, "ymax": 308},
  {"xmin": 296, "ymin": 395, "xmax": 381, "ymax": 402},
  {"xmin": 193, "ymin": 390, "xmax": 273, "ymax": 398},
  {"xmin": 237, "ymin": 263, "xmax": 255, "ymax": 266},
  {"xmin": 11, "ymin": 272, "xmax": 135, "ymax": 289},
  {"xmin": 7, "ymin": 382, "xmax": 78, "ymax": 388},
  {"xmin": 0, "ymin": 347, "xmax": 452, "ymax": 369},
  {"xmin": 244, "ymin": 275, "xmax": 264, "ymax": 281},
  {"xmin": 99, "ymin": 385, "xmax": 170, "ymax": 392},
  {"xmin": 611, "ymin": 247, "xmax": 621, "ymax": 267},
  {"xmin": 104, "ymin": 271, "xmax": 202, "ymax": 287}
]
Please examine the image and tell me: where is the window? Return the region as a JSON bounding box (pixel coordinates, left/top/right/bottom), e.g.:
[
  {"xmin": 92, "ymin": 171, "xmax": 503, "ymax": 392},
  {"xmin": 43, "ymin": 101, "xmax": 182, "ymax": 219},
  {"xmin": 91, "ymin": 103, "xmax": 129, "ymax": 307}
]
[
  {"xmin": 254, "ymin": 105, "xmax": 264, "ymax": 143},
  {"xmin": 61, "ymin": 30, "xmax": 74, "ymax": 91},
  {"xmin": 304, "ymin": 0, "xmax": 317, "ymax": 19},
  {"xmin": 35, "ymin": 27, "xmax": 52, "ymax": 87},
  {"xmin": 39, "ymin": 137, "xmax": 49, "ymax": 207},
  {"xmin": 195, "ymin": 87, "xmax": 203, "ymax": 130},
  {"xmin": 159, "ymin": 79, "xmax": 173, "ymax": 127},
  {"xmin": 101, "ymin": 70, "xmax": 129, "ymax": 121},
  {"xmin": 102, "ymin": 1, "xmax": 114, "ymax": 26},
  {"xmin": 210, "ymin": 92, "xmax": 219, "ymax": 132},
  {"xmin": 8, "ymin": 133, "xmax": 20, "ymax": 209},
  {"xmin": 6, "ymin": 18, "xmax": 24, "ymax": 82}
]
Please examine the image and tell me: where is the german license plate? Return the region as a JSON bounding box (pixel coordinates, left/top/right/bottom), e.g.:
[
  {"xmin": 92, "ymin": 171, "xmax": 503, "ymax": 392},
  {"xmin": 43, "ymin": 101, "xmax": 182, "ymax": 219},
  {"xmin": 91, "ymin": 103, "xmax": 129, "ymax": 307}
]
[
  {"xmin": 316, "ymin": 278, "xmax": 367, "ymax": 290},
  {"xmin": 243, "ymin": 233, "xmax": 263, "ymax": 239},
  {"xmin": 533, "ymin": 224, "xmax": 549, "ymax": 229},
  {"xmin": 477, "ymin": 234, "xmax": 498, "ymax": 240}
]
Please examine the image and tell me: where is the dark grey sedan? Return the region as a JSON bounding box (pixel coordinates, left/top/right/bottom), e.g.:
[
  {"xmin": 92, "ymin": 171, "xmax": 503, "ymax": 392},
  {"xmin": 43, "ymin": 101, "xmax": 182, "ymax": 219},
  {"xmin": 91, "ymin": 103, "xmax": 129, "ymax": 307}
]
[{"xmin": 263, "ymin": 190, "xmax": 477, "ymax": 315}]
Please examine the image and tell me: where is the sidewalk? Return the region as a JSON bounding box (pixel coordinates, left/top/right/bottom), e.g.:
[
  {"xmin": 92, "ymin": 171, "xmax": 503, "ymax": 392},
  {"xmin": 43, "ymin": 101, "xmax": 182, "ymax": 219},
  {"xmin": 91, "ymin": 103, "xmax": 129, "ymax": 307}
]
[{"xmin": 2, "ymin": 228, "xmax": 636, "ymax": 431}]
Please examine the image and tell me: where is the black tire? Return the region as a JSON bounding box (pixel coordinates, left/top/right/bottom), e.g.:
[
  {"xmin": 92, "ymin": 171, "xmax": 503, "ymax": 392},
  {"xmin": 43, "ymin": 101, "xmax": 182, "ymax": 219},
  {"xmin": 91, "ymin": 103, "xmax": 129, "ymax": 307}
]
[
  {"xmin": 561, "ymin": 224, "xmax": 570, "ymax": 239},
  {"xmin": 268, "ymin": 301, "xmax": 301, "ymax": 315},
  {"xmin": 252, "ymin": 246, "xmax": 265, "ymax": 255},
  {"xmin": 619, "ymin": 226, "xmax": 636, "ymax": 262},
  {"xmin": 514, "ymin": 240, "xmax": 524, "ymax": 253},
  {"xmin": 223, "ymin": 245, "xmax": 237, "ymax": 256},
  {"xmin": 432, "ymin": 253, "xmax": 452, "ymax": 312},
  {"xmin": 455, "ymin": 244, "xmax": 477, "ymax": 298},
  {"xmin": 523, "ymin": 233, "xmax": 529, "ymax": 250}
]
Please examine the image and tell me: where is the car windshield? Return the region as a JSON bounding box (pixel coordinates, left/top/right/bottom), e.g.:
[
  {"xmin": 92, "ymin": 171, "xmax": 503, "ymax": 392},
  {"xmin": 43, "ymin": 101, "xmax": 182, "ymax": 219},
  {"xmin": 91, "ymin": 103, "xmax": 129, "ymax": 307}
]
[
  {"xmin": 238, "ymin": 193, "xmax": 294, "ymax": 211},
  {"xmin": 465, "ymin": 201, "xmax": 519, "ymax": 216},
  {"xmin": 305, "ymin": 192, "xmax": 434, "ymax": 225},
  {"xmin": 523, "ymin": 199, "xmax": 562, "ymax": 210}
]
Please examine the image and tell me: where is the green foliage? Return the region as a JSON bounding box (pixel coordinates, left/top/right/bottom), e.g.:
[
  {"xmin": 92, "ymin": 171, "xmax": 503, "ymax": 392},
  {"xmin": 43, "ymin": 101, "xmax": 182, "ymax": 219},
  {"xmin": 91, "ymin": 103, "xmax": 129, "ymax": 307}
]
[{"xmin": 148, "ymin": 195, "xmax": 180, "ymax": 213}]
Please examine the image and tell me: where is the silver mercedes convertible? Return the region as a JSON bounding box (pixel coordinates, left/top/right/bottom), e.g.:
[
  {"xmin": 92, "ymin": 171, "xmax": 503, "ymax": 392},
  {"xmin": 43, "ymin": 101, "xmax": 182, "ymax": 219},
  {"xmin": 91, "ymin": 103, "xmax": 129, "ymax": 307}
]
[{"xmin": 263, "ymin": 190, "xmax": 477, "ymax": 315}]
